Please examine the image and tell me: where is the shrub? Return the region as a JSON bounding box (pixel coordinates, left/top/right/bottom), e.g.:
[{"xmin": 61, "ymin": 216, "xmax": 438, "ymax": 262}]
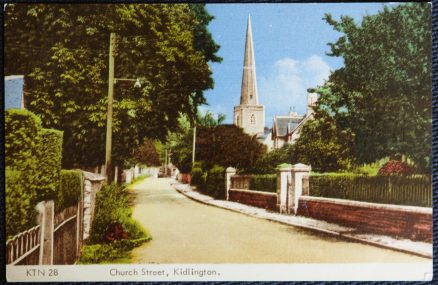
[
  {"xmin": 89, "ymin": 183, "xmax": 147, "ymax": 244},
  {"xmin": 246, "ymin": 147, "xmax": 290, "ymax": 174},
  {"xmin": 203, "ymin": 165, "xmax": 225, "ymax": 199},
  {"xmin": 78, "ymin": 237, "xmax": 151, "ymax": 264},
  {"xmin": 190, "ymin": 167, "xmax": 204, "ymax": 186},
  {"xmin": 249, "ymin": 174, "xmax": 277, "ymax": 193},
  {"xmin": 56, "ymin": 170, "xmax": 83, "ymax": 212},
  {"xmin": 6, "ymin": 168, "xmax": 38, "ymax": 238},
  {"xmin": 5, "ymin": 109, "xmax": 64, "ymax": 236},
  {"xmin": 37, "ymin": 129, "xmax": 63, "ymax": 201},
  {"xmin": 5, "ymin": 109, "xmax": 42, "ymax": 170},
  {"xmin": 378, "ymin": 160, "xmax": 413, "ymax": 176}
]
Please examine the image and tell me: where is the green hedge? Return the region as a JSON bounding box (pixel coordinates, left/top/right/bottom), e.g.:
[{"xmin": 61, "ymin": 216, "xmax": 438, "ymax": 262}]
[
  {"xmin": 310, "ymin": 175, "xmax": 432, "ymax": 207},
  {"xmin": 203, "ymin": 165, "xmax": 225, "ymax": 199},
  {"xmin": 5, "ymin": 109, "xmax": 64, "ymax": 237},
  {"xmin": 5, "ymin": 109, "xmax": 42, "ymax": 170},
  {"xmin": 5, "ymin": 168, "xmax": 38, "ymax": 238},
  {"xmin": 191, "ymin": 167, "xmax": 205, "ymax": 186},
  {"xmin": 249, "ymin": 174, "xmax": 277, "ymax": 193},
  {"xmin": 56, "ymin": 170, "xmax": 83, "ymax": 212},
  {"xmin": 38, "ymin": 128, "xmax": 63, "ymax": 201}
]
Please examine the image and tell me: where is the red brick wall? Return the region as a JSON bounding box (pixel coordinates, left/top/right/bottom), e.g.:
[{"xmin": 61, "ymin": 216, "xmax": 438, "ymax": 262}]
[
  {"xmin": 229, "ymin": 189, "xmax": 277, "ymax": 211},
  {"xmin": 298, "ymin": 196, "xmax": 432, "ymax": 242}
]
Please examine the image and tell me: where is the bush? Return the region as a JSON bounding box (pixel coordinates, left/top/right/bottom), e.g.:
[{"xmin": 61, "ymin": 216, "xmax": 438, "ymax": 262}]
[
  {"xmin": 56, "ymin": 170, "xmax": 83, "ymax": 212},
  {"xmin": 78, "ymin": 237, "xmax": 151, "ymax": 264},
  {"xmin": 246, "ymin": 147, "xmax": 290, "ymax": 174},
  {"xmin": 378, "ymin": 160, "xmax": 413, "ymax": 176},
  {"xmin": 190, "ymin": 167, "xmax": 204, "ymax": 186},
  {"xmin": 37, "ymin": 129, "xmax": 63, "ymax": 201},
  {"xmin": 89, "ymin": 183, "xmax": 147, "ymax": 244},
  {"xmin": 249, "ymin": 174, "xmax": 277, "ymax": 193},
  {"xmin": 6, "ymin": 168, "xmax": 38, "ymax": 238},
  {"xmin": 5, "ymin": 109, "xmax": 42, "ymax": 170},
  {"xmin": 203, "ymin": 165, "xmax": 225, "ymax": 199},
  {"xmin": 5, "ymin": 109, "xmax": 64, "ymax": 236}
]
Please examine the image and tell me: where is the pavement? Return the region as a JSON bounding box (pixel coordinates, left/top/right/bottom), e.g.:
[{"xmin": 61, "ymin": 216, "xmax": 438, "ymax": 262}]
[{"xmin": 171, "ymin": 180, "xmax": 432, "ymax": 259}]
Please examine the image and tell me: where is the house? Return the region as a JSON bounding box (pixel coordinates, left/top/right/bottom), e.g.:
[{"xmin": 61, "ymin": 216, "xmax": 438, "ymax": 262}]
[
  {"xmin": 5, "ymin": 75, "xmax": 25, "ymax": 110},
  {"xmin": 271, "ymin": 92, "xmax": 318, "ymax": 149}
]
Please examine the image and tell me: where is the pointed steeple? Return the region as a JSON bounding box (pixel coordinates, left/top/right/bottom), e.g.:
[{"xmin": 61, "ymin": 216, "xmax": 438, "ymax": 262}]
[{"xmin": 240, "ymin": 15, "xmax": 258, "ymax": 105}]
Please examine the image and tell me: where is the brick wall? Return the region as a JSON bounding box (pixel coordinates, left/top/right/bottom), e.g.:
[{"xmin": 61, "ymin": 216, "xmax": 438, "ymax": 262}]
[
  {"xmin": 229, "ymin": 189, "xmax": 277, "ymax": 211},
  {"xmin": 298, "ymin": 196, "xmax": 432, "ymax": 242}
]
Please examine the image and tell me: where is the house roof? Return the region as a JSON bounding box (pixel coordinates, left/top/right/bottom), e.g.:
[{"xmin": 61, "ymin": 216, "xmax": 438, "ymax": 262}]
[{"xmin": 273, "ymin": 116, "xmax": 303, "ymax": 137}]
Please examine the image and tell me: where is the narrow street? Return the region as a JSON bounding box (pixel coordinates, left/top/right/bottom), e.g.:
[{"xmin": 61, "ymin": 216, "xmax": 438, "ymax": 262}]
[{"xmin": 129, "ymin": 178, "xmax": 428, "ymax": 263}]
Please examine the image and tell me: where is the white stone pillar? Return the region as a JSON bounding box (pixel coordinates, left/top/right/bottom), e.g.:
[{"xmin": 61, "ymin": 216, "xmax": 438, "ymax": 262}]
[
  {"xmin": 134, "ymin": 165, "xmax": 139, "ymax": 178},
  {"xmin": 288, "ymin": 163, "xmax": 311, "ymax": 215},
  {"xmin": 277, "ymin": 165, "xmax": 292, "ymax": 214},
  {"xmin": 225, "ymin": 167, "xmax": 236, "ymax": 200}
]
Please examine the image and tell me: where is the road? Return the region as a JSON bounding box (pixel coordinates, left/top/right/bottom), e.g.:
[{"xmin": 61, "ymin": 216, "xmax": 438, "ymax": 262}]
[{"xmin": 129, "ymin": 178, "xmax": 428, "ymax": 263}]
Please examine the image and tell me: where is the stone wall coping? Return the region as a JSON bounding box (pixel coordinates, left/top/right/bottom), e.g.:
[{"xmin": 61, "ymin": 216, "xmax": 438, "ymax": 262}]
[
  {"xmin": 291, "ymin": 163, "xmax": 311, "ymax": 172},
  {"xmin": 300, "ymin": 196, "xmax": 432, "ymax": 214},
  {"xmin": 226, "ymin": 167, "xmax": 237, "ymax": 173},
  {"xmin": 81, "ymin": 171, "xmax": 106, "ymax": 182},
  {"xmin": 230, "ymin": 188, "xmax": 277, "ymax": 197}
]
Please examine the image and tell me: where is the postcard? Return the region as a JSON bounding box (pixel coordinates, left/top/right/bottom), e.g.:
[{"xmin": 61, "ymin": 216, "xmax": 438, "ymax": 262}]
[{"xmin": 4, "ymin": 2, "xmax": 433, "ymax": 282}]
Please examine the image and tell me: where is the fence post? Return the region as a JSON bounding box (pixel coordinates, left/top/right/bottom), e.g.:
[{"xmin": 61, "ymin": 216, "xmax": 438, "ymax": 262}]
[
  {"xmin": 76, "ymin": 197, "xmax": 83, "ymax": 258},
  {"xmin": 277, "ymin": 165, "xmax": 292, "ymax": 214},
  {"xmin": 288, "ymin": 163, "xmax": 311, "ymax": 215},
  {"xmin": 225, "ymin": 167, "xmax": 236, "ymax": 200},
  {"xmin": 37, "ymin": 200, "xmax": 54, "ymax": 265}
]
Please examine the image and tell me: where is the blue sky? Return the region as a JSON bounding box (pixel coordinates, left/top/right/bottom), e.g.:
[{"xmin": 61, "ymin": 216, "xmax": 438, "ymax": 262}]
[{"xmin": 202, "ymin": 3, "xmax": 398, "ymax": 125}]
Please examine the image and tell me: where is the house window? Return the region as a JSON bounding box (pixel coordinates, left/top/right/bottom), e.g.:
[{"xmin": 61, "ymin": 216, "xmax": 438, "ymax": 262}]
[{"xmin": 250, "ymin": 114, "xmax": 255, "ymax": 125}]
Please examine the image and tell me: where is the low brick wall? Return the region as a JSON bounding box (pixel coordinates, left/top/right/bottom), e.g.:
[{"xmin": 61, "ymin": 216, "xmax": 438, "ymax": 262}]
[
  {"xmin": 297, "ymin": 196, "xmax": 432, "ymax": 242},
  {"xmin": 229, "ymin": 189, "xmax": 277, "ymax": 211}
]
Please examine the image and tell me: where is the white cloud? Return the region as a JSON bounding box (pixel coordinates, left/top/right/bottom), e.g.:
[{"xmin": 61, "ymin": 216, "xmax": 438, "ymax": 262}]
[{"xmin": 259, "ymin": 55, "xmax": 331, "ymax": 124}]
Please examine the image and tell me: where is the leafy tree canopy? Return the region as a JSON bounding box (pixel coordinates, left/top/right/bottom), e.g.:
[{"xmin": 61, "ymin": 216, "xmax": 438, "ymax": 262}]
[
  {"xmin": 132, "ymin": 138, "xmax": 161, "ymax": 167},
  {"xmin": 4, "ymin": 4, "xmax": 221, "ymax": 168},
  {"xmin": 308, "ymin": 3, "xmax": 431, "ymax": 171},
  {"xmin": 194, "ymin": 125, "xmax": 267, "ymax": 170}
]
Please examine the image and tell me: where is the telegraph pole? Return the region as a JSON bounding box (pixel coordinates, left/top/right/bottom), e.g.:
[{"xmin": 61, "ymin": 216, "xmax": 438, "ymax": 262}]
[
  {"xmin": 192, "ymin": 126, "xmax": 196, "ymax": 168},
  {"xmin": 105, "ymin": 33, "xmax": 116, "ymax": 182}
]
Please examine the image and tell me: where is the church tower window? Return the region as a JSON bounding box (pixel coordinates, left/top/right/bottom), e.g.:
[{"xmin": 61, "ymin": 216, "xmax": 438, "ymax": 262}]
[
  {"xmin": 250, "ymin": 114, "xmax": 255, "ymax": 124},
  {"xmin": 236, "ymin": 115, "xmax": 240, "ymax": 126}
]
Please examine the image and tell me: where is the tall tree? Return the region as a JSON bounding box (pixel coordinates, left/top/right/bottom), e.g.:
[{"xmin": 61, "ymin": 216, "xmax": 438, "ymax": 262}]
[
  {"xmin": 4, "ymin": 4, "xmax": 221, "ymax": 168},
  {"xmin": 308, "ymin": 3, "xmax": 431, "ymax": 171},
  {"xmin": 194, "ymin": 125, "xmax": 267, "ymax": 170}
]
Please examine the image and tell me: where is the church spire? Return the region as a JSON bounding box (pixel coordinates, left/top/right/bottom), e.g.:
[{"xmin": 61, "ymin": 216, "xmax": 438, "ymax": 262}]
[{"xmin": 240, "ymin": 15, "xmax": 258, "ymax": 105}]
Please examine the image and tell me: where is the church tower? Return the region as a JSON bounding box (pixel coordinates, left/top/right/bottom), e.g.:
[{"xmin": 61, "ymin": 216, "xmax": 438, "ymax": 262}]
[{"xmin": 234, "ymin": 15, "xmax": 265, "ymax": 136}]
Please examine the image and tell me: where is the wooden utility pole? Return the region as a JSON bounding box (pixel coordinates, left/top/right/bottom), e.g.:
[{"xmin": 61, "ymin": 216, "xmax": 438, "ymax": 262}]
[
  {"xmin": 105, "ymin": 33, "xmax": 116, "ymax": 183},
  {"xmin": 192, "ymin": 126, "xmax": 196, "ymax": 168}
]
